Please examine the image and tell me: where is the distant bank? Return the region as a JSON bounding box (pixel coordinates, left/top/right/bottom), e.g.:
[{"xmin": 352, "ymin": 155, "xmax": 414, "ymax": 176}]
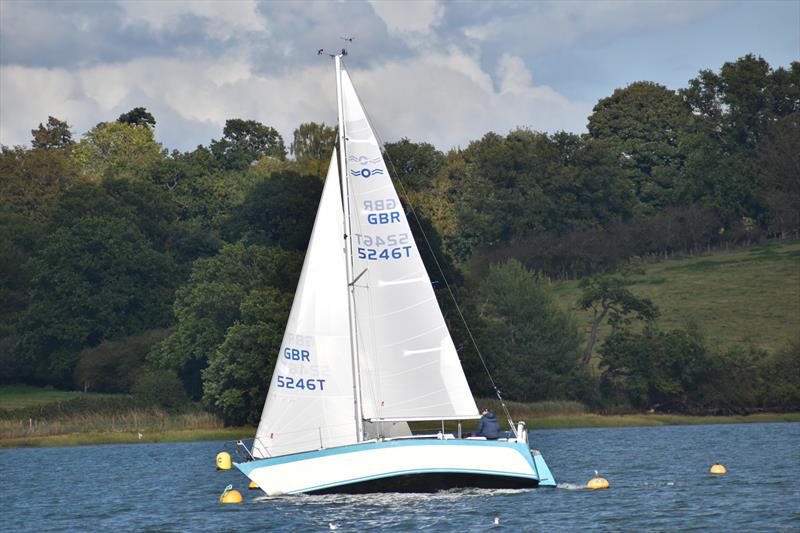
[{"xmin": 2, "ymin": 412, "xmax": 797, "ymax": 448}]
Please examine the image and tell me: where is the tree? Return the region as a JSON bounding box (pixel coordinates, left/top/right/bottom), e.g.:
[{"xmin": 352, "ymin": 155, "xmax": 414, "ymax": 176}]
[
  {"xmin": 0, "ymin": 209, "xmax": 41, "ymax": 326},
  {"xmin": 469, "ymin": 259, "xmax": 585, "ymax": 401},
  {"xmin": 449, "ymin": 130, "xmax": 636, "ymax": 263},
  {"xmin": 201, "ymin": 288, "xmax": 292, "ymax": 425},
  {"xmin": 760, "ymin": 338, "xmax": 800, "ymax": 410},
  {"xmin": 31, "ymin": 116, "xmax": 73, "ymax": 150},
  {"xmin": 383, "ymin": 138, "xmax": 446, "ymax": 190},
  {"xmin": 72, "ymin": 328, "xmax": 169, "ymax": 392},
  {"xmin": 0, "ymin": 145, "xmax": 80, "ymax": 222},
  {"xmin": 70, "ymin": 121, "xmax": 165, "ymax": 181},
  {"xmin": 682, "ymin": 55, "xmax": 799, "ymax": 151},
  {"xmin": 452, "ymin": 131, "xmax": 550, "ymax": 255},
  {"xmin": 148, "ymin": 242, "xmax": 301, "ymax": 398},
  {"xmin": 588, "ymin": 81, "xmax": 694, "ymax": 209},
  {"xmin": 226, "ymin": 170, "xmax": 323, "ymax": 250},
  {"xmin": 600, "ymin": 325, "xmax": 710, "ymax": 411},
  {"xmin": 210, "ymin": 119, "xmax": 286, "ymax": 171},
  {"xmin": 17, "ymin": 216, "xmax": 178, "ymax": 385},
  {"xmin": 760, "ymin": 112, "xmax": 800, "ymax": 238},
  {"xmin": 50, "ymin": 178, "xmax": 178, "ymax": 253},
  {"xmin": 677, "ymin": 56, "xmax": 800, "ymax": 226},
  {"xmin": 538, "ymin": 135, "xmax": 636, "ymax": 232},
  {"xmin": 131, "ymin": 369, "xmax": 189, "ymax": 412},
  {"xmin": 117, "ymin": 107, "xmax": 156, "ymax": 129},
  {"xmin": 0, "ymin": 209, "xmax": 45, "ymax": 384},
  {"xmin": 290, "ymin": 122, "xmax": 337, "ymax": 178},
  {"xmin": 700, "ymin": 345, "xmax": 766, "ymax": 414},
  {"xmin": 577, "ymin": 271, "xmax": 659, "ymax": 365}
]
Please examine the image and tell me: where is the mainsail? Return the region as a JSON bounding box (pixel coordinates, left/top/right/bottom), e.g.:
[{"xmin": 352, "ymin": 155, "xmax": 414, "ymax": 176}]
[
  {"xmin": 253, "ymin": 152, "xmax": 356, "ymax": 458},
  {"xmin": 339, "ymin": 67, "xmax": 478, "ymax": 422}
]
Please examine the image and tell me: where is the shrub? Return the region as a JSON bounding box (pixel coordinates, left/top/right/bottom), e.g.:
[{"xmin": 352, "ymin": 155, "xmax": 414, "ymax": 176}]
[
  {"xmin": 760, "ymin": 338, "xmax": 800, "ymax": 410},
  {"xmin": 73, "ymin": 329, "xmax": 169, "ymax": 393},
  {"xmin": 131, "ymin": 370, "xmax": 189, "ymax": 412}
]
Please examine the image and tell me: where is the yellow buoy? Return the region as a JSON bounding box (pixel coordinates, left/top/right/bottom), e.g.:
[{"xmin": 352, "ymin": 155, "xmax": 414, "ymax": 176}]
[
  {"xmin": 248, "ymin": 480, "xmax": 259, "ymax": 490},
  {"xmin": 216, "ymin": 451, "xmax": 232, "ymax": 470},
  {"xmin": 219, "ymin": 484, "xmax": 243, "ymax": 504},
  {"xmin": 710, "ymin": 463, "xmax": 727, "ymax": 474},
  {"xmin": 587, "ymin": 471, "xmax": 610, "ymax": 490}
]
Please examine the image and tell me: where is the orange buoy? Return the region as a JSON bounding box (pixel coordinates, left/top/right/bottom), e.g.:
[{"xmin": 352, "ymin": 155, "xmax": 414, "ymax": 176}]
[
  {"xmin": 710, "ymin": 463, "xmax": 727, "ymax": 475},
  {"xmin": 219, "ymin": 484, "xmax": 243, "ymax": 503},
  {"xmin": 587, "ymin": 476, "xmax": 610, "ymax": 490},
  {"xmin": 587, "ymin": 470, "xmax": 610, "ymax": 490},
  {"xmin": 248, "ymin": 480, "xmax": 259, "ymax": 490}
]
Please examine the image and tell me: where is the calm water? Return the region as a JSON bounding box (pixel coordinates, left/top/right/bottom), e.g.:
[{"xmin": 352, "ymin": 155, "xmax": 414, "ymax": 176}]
[{"xmin": 2, "ymin": 423, "xmax": 799, "ymax": 531}]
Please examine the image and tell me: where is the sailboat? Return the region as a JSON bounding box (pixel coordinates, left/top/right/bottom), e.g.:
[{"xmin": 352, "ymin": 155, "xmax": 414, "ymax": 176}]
[{"xmin": 233, "ymin": 52, "xmax": 556, "ymax": 496}]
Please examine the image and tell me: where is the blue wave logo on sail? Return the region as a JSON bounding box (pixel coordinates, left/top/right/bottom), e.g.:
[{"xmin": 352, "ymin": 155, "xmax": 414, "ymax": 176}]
[
  {"xmin": 348, "ymin": 155, "xmax": 382, "ymax": 166},
  {"xmin": 351, "ymin": 168, "xmax": 384, "ymax": 179}
]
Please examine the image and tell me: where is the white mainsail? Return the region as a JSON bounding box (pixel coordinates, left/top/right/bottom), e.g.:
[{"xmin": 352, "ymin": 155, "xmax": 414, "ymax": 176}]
[
  {"xmin": 340, "ymin": 66, "xmax": 479, "ymax": 422},
  {"xmin": 252, "ymin": 151, "xmax": 356, "ymax": 458}
]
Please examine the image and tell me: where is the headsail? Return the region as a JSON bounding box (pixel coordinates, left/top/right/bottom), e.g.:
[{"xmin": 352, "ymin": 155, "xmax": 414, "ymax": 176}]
[
  {"xmin": 340, "ymin": 66, "xmax": 479, "ymax": 422},
  {"xmin": 253, "ymin": 151, "xmax": 356, "ymax": 458}
]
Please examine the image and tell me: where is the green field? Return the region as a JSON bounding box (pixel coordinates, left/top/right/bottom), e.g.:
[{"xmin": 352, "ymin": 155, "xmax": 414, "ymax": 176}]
[
  {"xmin": 551, "ymin": 240, "xmax": 800, "ymax": 359},
  {"xmin": 0, "ymin": 384, "xmax": 113, "ymax": 410}
]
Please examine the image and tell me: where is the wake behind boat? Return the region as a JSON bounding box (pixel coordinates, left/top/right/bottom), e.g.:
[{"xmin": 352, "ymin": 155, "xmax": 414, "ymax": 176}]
[{"xmin": 233, "ymin": 51, "xmax": 556, "ymax": 496}]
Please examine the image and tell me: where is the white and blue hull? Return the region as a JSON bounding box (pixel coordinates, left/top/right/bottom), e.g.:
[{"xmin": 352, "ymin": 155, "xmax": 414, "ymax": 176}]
[{"xmin": 236, "ymin": 438, "xmax": 556, "ymax": 496}]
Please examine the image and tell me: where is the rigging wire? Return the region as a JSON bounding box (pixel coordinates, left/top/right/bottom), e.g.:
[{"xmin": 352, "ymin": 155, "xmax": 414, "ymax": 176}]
[{"xmin": 343, "ymin": 60, "xmax": 518, "ymax": 437}]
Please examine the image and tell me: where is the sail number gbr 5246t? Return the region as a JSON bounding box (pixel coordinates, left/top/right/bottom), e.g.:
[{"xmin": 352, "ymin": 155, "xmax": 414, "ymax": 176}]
[
  {"xmin": 275, "ymin": 346, "xmax": 327, "ymax": 391},
  {"xmin": 357, "ymin": 198, "xmax": 412, "ymax": 260}
]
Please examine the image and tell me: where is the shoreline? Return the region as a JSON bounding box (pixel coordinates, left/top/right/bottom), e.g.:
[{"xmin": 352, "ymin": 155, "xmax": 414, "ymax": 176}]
[{"xmin": 2, "ymin": 412, "xmax": 797, "ymax": 448}]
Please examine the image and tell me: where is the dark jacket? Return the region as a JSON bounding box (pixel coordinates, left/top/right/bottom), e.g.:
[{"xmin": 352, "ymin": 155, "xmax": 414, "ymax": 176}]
[{"xmin": 475, "ymin": 411, "xmax": 500, "ymax": 439}]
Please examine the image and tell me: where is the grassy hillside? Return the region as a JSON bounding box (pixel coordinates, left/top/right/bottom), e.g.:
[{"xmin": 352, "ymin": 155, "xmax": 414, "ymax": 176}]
[
  {"xmin": 0, "ymin": 384, "xmax": 116, "ymax": 409},
  {"xmin": 551, "ymin": 240, "xmax": 800, "ymax": 360}
]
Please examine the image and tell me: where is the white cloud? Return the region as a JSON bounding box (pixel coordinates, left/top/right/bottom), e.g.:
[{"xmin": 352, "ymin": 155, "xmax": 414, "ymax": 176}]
[
  {"xmin": 463, "ymin": 20, "xmax": 499, "ymax": 42},
  {"xmin": 0, "ymin": 57, "xmax": 335, "ymax": 149},
  {"xmin": 336, "ymin": 50, "xmax": 590, "ymax": 149},
  {"xmin": 369, "ymin": 0, "xmax": 443, "ymax": 34},
  {"xmin": 117, "ymin": 0, "xmax": 268, "ymax": 41},
  {"xmin": 0, "ymin": 66, "xmax": 96, "ymax": 147},
  {"xmin": 0, "ymin": 47, "xmax": 590, "ymax": 152},
  {"xmin": 497, "ymin": 53, "xmax": 534, "ymax": 95}
]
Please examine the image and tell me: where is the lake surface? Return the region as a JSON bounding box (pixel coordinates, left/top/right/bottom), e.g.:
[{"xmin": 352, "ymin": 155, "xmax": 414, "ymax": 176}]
[{"xmin": 2, "ymin": 423, "xmax": 799, "ymax": 531}]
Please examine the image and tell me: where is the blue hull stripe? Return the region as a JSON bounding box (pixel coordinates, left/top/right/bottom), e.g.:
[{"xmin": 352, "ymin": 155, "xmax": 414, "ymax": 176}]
[{"xmin": 237, "ymin": 439, "xmax": 534, "ymax": 473}]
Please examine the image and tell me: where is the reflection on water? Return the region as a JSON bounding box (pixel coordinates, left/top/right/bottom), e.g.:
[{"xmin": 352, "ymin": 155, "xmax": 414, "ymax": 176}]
[{"xmin": 2, "ymin": 422, "xmax": 799, "ymax": 531}]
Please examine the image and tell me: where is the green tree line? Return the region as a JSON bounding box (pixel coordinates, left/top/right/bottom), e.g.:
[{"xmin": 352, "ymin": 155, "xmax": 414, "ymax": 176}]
[{"xmin": 1, "ymin": 55, "xmax": 797, "ymax": 423}]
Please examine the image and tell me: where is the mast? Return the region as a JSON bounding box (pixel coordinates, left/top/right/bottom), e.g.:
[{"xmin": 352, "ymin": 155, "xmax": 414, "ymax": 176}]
[{"xmin": 335, "ymin": 53, "xmax": 364, "ymax": 442}]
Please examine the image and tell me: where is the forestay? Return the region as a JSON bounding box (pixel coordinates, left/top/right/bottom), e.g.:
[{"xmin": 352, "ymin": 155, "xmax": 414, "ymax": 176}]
[
  {"xmin": 252, "ymin": 152, "xmax": 357, "ymax": 458},
  {"xmin": 340, "ymin": 66, "xmax": 479, "ymax": 422}
]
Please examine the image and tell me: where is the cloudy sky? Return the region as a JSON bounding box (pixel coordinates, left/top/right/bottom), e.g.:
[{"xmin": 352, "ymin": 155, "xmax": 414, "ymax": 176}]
[{"xmin": 1, "ymin": 0, "xmax": 797, "ymax": 153}]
